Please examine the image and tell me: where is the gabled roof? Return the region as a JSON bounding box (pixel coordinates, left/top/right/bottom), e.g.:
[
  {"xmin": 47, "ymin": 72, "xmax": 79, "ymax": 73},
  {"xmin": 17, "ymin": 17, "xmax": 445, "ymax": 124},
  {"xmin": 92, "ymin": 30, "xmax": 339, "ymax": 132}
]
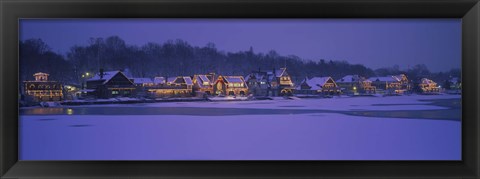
[
  {"xmin": 420, "ymin": 78, "xmax": 437, "ymax": 85},
  {"xmin": 265, "ymin": 68, "xmax": 287, "ymax": 78},
  {"xmin": 224, "ymin": 76, "xmax": 246, "ymax": 83},
  {"xmin": 154, "ymin": 77, "xmax": 166, "ymax": 84},
  {"xmin": 199, "ymin": 75, "xmax": 211, "ymax": 84},
  {"xmin": 392, "ymin": 74, "xmax": 406, "ymax": 81},
  {"xmin": 33, "ymin": 72, "xmax": 49, "ymax": 76},
  {"xmin": 131, "ymin": 78, "xmax": 153, "ymax": 84},
  {"xmin": 167, "ymin": 77, "xmax": 177, "ymax": 83},
  {"xmin": 245, "ymin": 72, "xmax": 269, "ymax": 82},
  {"xmin": 368, "ymin": 76, "xmax": 398, "ymax": 82},
  {"xmin": 170, "ymin": 76, "xmax": 193, "ymax": 86},
  {"xmin": 87, "ymin": 71, "xmax": 131, "ymax": 85},
  {"xmin": 336, "ymin": 75, "xmax": 361, "ymax": 83},
  {"xmin": 195, "ymin": 75, "xmax": 213, "ymax": 88},
  {"xmin": 301, "ymin": 77, "xmax": 336, "ymax": 90},
  {"xmin": 449, "ymin": 77, "xmax": 460, "ymax": 84},
  {"xmin": 183, "ymin": 76, "xmax": 193, "ymax": 85}
]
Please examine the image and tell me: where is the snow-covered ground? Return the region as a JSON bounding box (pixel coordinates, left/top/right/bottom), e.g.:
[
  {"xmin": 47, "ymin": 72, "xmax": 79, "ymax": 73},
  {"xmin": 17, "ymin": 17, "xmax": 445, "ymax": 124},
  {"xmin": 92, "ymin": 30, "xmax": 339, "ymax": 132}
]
[
  {"xmin": 19, "ymin": 94, "xmax": 461, "ymax": 160},
  {"xmin": 65, "ymin": 94, "xmax": 460, "ymax": 111}
]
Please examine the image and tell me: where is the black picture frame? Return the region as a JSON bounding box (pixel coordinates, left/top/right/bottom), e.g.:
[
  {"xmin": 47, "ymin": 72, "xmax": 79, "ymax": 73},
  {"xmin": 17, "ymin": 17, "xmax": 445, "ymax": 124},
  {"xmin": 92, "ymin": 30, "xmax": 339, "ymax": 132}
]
[{"xmin": 1, "ymin": 0, "xmax": 479, "ymax": 178}]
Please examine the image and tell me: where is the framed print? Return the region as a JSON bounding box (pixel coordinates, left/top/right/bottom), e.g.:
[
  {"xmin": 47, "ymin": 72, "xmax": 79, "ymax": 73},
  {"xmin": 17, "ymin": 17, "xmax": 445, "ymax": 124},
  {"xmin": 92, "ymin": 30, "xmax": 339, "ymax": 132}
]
[{"xmin": 1, "ymin": 0, "xmax": 479, "ymax": 178}]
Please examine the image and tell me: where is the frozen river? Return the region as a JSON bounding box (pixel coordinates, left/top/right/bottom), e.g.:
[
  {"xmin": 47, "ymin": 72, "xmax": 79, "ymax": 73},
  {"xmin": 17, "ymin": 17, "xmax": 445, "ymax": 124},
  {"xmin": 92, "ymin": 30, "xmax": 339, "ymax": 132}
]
[{"xmin": 19, "ymin": 94, "xmax": 461, "ymax": 160}]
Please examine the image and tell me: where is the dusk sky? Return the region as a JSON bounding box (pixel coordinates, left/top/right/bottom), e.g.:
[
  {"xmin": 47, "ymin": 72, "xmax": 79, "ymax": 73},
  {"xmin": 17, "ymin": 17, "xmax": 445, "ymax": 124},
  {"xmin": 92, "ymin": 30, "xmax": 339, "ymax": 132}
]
[{"xmin": 20, "ymin": 19, "xmax": 461, "ymax": 72}]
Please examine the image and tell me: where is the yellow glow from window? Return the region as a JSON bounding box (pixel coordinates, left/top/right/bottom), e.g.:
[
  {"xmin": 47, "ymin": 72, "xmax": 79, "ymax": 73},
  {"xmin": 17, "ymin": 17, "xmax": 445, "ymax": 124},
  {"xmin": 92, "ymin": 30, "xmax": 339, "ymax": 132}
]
[{"xmin": 67, "ymin": 108, "xmax": 73, "ymax": 115}]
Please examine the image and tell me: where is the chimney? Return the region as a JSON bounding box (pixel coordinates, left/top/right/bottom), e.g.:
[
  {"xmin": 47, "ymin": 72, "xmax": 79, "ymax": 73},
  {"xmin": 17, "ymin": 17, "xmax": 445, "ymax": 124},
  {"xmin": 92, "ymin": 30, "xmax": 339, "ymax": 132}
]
[{"xmin": 99, "ymin": 68, "xmax": 104, "ymax": 79}]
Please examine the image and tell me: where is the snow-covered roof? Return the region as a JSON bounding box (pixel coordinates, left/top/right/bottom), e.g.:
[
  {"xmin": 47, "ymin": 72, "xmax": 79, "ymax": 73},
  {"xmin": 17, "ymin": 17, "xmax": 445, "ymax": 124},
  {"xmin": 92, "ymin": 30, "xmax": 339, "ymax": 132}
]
[
  {"xmin": 33, "ymin": 72, "xmax": 49, "ymax": 76},
  {"xmin": 87, "ymin": 71, "xmax": 130, "ymax": 85},
  {"xmin": 368, "ymin": 76, "xmax": 398, "ymax": 82},
  {"xmin": 79, "ymin": 89, "xmax": 95, "ymax": 92},
  {"xmin": 154, "ymin": 77, "xmax": 166, "ymax": 84},
  {"xmin": 421, "ymin": 78, "xmax": 436, "ymax": 85},
  {"xmin": 183, "ymin": 76, "xmax": 193, "ymax": 85},
  {"xmin": 167, "ymin": 77, "xmax": 177, "ymax": 83},
  {"xmin": 449, "ymin": 77, "xmax": 460, "ymax": 83},
  {"xmin": 195, "ymin": 75, "xmax": 213, "ymax": 88},
  {"xmin": 265, "ymin": 68, "xmax": 287, "ymax": 78},
  {"xmin": 199, "ymin": 75, "xmax": 211, "ymax": 84},
  {"xmin": 336, "ymin": 75, "xmax": 361, "ymax": 83},
  {"xmin": 131, "ymin": 78, "xmax": 153, "ymax": 84},
  {"xmin": 392, "ymin": 74, "xmax": 406, "ymax": 81},
  {"xmin": 302, "ymin": 77, "xmax": 335, "ymax": 90},
  {"xmin": 169, "ymin": 76, "xmax": 193, "ymax": 86},
  {"xmin": 224, "ymin": 76, "xmax": 245, "ymax": 83},
  {"xmin": 245, "ymin": 71, "xmax": 269, "ymax": 82}
]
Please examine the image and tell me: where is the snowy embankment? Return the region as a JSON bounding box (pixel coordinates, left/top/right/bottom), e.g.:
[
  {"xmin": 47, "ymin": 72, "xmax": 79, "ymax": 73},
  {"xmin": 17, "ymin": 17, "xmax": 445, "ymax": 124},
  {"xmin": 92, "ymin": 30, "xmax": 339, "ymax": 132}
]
[
  {"xmin": 82, "ymin": 94, "xmax": 460, "ymax": 112},
  {"xmin": 208, "ymin": 96, "xmax": 251, "ymax": 101},
  {"xmin": 20, "ymin": 112, "xmax": 460, "ymax": 160},
  {"xmin": 62, "ymin": 97, "xmax": 206, "ymax": 105}
]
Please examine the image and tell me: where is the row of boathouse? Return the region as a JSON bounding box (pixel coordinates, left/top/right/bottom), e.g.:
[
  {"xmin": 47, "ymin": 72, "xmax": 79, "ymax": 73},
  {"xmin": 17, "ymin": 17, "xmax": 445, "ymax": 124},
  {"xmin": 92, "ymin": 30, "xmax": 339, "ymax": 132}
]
[{"xmin": 22, "ymin": 68, "xmax": 460, "ymax": 102}]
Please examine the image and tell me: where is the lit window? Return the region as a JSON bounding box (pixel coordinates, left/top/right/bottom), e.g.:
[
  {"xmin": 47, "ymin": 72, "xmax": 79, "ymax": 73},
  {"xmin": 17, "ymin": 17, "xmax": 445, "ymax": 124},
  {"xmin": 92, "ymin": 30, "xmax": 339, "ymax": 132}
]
[{"xmin": 112, "ymin": 91, "xmax": 119, "ymax": 95}]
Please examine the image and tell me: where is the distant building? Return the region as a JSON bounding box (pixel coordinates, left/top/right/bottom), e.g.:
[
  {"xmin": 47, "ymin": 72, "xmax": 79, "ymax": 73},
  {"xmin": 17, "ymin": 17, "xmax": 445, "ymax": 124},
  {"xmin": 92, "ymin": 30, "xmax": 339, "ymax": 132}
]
[
  {"xmin": 245, "ymin": 70, "xmax": 270, "ymax": 96},
  {"xmin": 245, "ymin": 68, "xmax": 295, "ymax": 96},
  {"xmin": 86, "ymin": 70, "xmax": 136, "ymax": 98},
  {"xmin": 131, "ymin": 78, "xmax": 154, "ymax": 87},
  {"xmin": 213, "ymin": 75, "xmax": 248, "ymax": 96},
  {"xmin": 23, "ymin": 72, "xmax": 64, "ymax": 102},
  {"xmin": 368, "ymin": 74, "xmax": 411, "ymax": 94},
  {"xmin": 153, "ymin": 77, "xmax": 166, "ymax": 85},
  {"xmin": 418, "ymin": 78, "xmax": 440, "ymax": 94},
  {"xmin": 297, "ymin": 76, "xmax": 341, "ymax": 95},
  {"xmin": 448, "ymin": 77, "xmax": 461, "ymax": 90},
  {"xmin": 360, "ymin": 80, "xmax": 376, "ymax": 94},
  {"xmin": 336, "ymin": 75, "xmax": 376, "ymax": 95},
  {"xmin": 147, "ymin": 76, "xmax": 193, "ymax": 97},
  {"xmin": 192, "ymin": 74, "xmax": 215, "ymax": 96}
]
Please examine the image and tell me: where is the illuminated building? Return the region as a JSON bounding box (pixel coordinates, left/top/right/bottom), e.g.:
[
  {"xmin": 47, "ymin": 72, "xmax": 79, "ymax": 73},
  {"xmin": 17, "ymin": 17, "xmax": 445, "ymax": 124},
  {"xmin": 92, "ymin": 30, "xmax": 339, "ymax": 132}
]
[
  {"xmin": 368, "ymin": 74, "xmax": 411, "ymax": 94},
  {"xmin": 336, "ymin": 75, "xmax": 376, "ymax": 95},
  {"xmin": 245, "ymin": 68, "xmax": 295, "ymax": 96},
  {"xmin": 297, "ymin": 76, "xmax": 341, "ymax": 95},
  {"xmin": 213, "ymin": 75, "xmax": 248, "ymax": 96},
  {"xmin": 419, "ymin": 78, "xmax": 440, "ymax": 94},
  {"xmin": 23, "ymin": 72, "xmax": 64, "ymax": 102},
  {"xmin": 192, "ymin": 73, "xmax": 215, "ymax": 96},
  {"xmin": 86, "ymin": 70, "xmax": 136, "ymax": 98},
  {"xmin": 147, "ymin": 76, "xmax": 193, "ymax": 97}
]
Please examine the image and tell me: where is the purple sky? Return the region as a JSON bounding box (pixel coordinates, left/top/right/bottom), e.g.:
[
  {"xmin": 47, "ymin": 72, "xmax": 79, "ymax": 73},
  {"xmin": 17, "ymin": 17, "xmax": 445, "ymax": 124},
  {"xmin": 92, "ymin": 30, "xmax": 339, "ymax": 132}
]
[{"xmin": 20, "ymin": 19, "xmax": 461, "ymax": 72}]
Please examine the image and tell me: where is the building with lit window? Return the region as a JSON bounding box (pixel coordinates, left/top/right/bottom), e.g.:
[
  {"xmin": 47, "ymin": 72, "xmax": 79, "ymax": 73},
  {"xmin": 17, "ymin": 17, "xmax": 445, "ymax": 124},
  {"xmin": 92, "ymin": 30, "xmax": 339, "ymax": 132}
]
[
  {"xmin": 213, "ymin": 75, "xmax": 248, "ymax": 96},
  {"xmin": 336, "ymin": 75, "xmax": 376, "ymax": 95},
  {"xmin": 245, "ymin": 70, "xmax": 270, "ymax": 96},
  {"xmin": 418, "ymin": 78, "xmax": 440, "ymax": 94},
  {"xmin": 245, "ymin": 68, "xmax": 295, "ymax": 96},
  {"xmin": 23, "ymin": 72, "xmax": 64, "ymax": 102},
  {"xmin": 147, "ymin": 76, "xmax": 193, "ymax": 97},
  {"xmin": 368, "ymin": 74, "xmax": 411, "ymax": 94},
  {"xmin": 297, "ymin": 76, "xmax": 341, "ymax": 95},
  {"xmin": 192, "ymin": 73, "xmax": 215, "ymax": 96},
  {"xmin": 131, "ymin": 78, "xmax": 154, "ymax": 87},
  {"xmin": 86, "ymin": 70, "xmax": 136, "ymax": 98}
]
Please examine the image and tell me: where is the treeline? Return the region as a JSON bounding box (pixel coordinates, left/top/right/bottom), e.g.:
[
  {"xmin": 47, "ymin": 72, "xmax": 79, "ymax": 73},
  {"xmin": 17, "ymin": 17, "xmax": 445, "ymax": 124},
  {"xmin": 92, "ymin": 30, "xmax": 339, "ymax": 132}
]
[{"xmin": 20, "ymin": 36, "xmax": 459, "ymax": 86}]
